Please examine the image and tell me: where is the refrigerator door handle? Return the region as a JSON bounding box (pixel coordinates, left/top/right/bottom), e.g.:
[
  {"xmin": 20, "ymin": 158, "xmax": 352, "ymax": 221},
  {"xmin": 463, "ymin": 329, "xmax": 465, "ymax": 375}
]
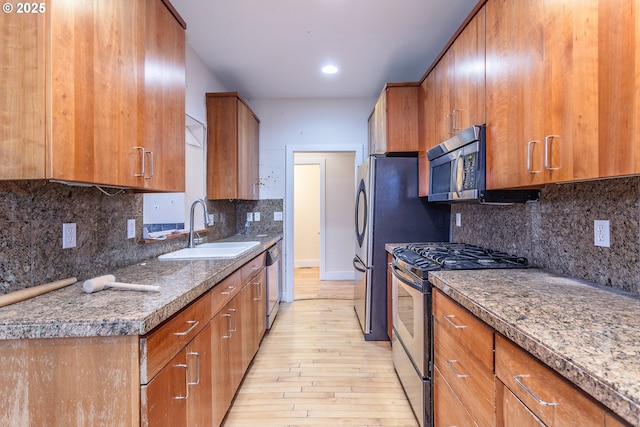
[{"xmin": 353, "ymin": 255, "xmax": 369, "ymax": 272}]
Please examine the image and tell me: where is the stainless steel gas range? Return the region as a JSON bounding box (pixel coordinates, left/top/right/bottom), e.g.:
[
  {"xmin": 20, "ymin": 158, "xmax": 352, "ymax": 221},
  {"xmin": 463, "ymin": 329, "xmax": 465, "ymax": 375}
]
[{"xmin": 390, "ymin": 242, "xmax": 530, "ymax": 427}]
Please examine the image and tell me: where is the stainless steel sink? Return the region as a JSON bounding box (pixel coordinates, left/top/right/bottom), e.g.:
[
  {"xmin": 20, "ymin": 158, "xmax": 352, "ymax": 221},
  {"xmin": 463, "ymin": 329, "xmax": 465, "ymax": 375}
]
[{"xmin": 158, "ymin": 241, "xmax": 260, "ymax": 260}]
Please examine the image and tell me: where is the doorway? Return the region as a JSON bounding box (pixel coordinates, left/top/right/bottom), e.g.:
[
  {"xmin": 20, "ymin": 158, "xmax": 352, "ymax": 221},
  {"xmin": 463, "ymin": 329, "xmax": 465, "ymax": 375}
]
[{"xmin": 284, "ymin": 145, "xmax": 364, "ymax": 303}]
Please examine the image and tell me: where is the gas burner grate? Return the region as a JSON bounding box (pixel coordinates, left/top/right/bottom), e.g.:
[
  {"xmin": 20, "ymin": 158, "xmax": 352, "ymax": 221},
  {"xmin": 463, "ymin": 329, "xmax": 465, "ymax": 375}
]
[{"xmin": 404, "ymin": 242, "xmax": 529, "ymax": 269}]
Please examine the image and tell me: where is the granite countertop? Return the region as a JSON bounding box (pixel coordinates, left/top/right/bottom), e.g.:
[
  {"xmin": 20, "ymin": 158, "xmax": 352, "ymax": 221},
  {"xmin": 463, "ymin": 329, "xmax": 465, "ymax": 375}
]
[
  {"xmin": 429, "ymin": 269, "xmax": 640, "ymax": 426},
  {"xmin": 0, "ymin": 234, "xmax": 282, "ymax": 340}
]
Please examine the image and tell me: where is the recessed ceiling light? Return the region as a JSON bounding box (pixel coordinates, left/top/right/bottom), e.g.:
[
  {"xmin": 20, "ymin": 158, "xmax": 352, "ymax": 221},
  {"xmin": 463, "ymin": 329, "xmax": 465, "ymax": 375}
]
[{"xmin": 321, "ymin": 64, "xmax": 338, "ymax": 74}]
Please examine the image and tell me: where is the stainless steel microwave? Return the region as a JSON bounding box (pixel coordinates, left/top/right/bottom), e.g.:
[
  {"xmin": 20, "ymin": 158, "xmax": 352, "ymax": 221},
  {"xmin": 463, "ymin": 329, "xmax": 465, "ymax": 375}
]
[{"xmin": 427, "ymin": 125, "xmax": 539, "ymax": 204}]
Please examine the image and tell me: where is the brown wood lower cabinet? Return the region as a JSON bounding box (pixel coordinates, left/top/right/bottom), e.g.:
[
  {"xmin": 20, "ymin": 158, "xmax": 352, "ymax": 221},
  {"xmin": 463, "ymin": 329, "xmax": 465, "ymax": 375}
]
[{"xmin": 0, "ymin": 251, "xmax": 268, "ymax": 427}]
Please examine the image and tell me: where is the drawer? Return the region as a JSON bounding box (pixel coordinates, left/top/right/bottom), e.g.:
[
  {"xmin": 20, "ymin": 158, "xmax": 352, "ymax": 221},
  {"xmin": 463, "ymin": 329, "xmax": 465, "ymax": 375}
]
[
  {"xmin": 433, "ymin": 290, "xmax": 493, "ymax": 369},
  {"xmin": 496, "ymin": 379, "xmax": 545, "ymax": 427},
  {"xmin": 434, "ymin": 365, "xmax": 479, "ymax": 427},
  {"xmin": 434, "ymin": 319, "xmax": 495, "ymax": 427},
  {"xmin": 140, "ymin": 293, "xmax": 210, "ymax": 383},
  {"xmin": 495, "ymin": 334, "xmax": 604, "ymax": 427},
  {"xmin": 211, "ymin": 269, "xmax": 241, "ymax": 316},
  {"xmin": 241, "ymin": 252, "xmax": 265, "ymax": 282}
]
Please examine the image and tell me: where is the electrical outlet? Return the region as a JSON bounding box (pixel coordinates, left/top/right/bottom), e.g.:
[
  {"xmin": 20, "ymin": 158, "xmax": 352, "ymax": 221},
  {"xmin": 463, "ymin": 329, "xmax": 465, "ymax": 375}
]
[
  {"xmin": 594, "ymin": 220, "xmax": 610, "ymax": 247},
  {"xmin": 127, "ymin": 219, "xmax": 136, "ymax": 239},
  {"xmin": 455, "ymin": 213, "xmax": 462, "ymax": 227},
  {"xmin": 62, "ymin": 223, "xmax": 76, "ymax": 249},
  {"xmin": 274, "ymin": 211, "xmax": 283, "ymax": 221},
  {"xmin": 246, "ymin": 212, "xmax": 253, "ymax": 222},
  {"xmin": 254, "ymin": 212, "xmax": 261, "ymax": 221},
  {"xmin": 208, "ymin": 214, "xmax": 215, "ymax": 225}
]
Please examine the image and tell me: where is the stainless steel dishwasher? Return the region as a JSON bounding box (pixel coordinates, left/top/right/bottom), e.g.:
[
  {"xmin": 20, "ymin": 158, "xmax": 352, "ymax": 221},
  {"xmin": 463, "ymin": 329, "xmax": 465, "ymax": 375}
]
[{"xmin": 265, "ymin": 241, "xmax": 282, "ymax": 329}]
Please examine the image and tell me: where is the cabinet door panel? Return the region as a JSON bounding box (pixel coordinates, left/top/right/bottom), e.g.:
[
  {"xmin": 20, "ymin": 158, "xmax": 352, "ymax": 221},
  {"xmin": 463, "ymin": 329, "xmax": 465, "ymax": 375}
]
[
  {"xmin": 598, "ymin": 0, "xmax": 640, "ymax": 178},
  {"xmin": 142, "ymin": 350, "xmax": 188, "ymax": 427},
  {"xmin": 48, "ymin": 0, "xmax": 144, "ymax": 187},
  {"xmin": 496, "ymin": 379, "xmax": 546, "ymax": 427},
  {"xmin": 0, "ymin": 10, "xmax": 45, "ymax": 179},
  {"xmin": 212, "ymin": 308, "xmax": 234, "ymax": 426},
  {"xmin": 142, "ymin": 0, "xmax": 186, "ymax": 191},
  {"xmin": 186, "ymin": 323, "xmax": 213, "ymax": 427},
  {"xmin": 486, "ymin": 0, "xmax": 545, "ymax": 189}
]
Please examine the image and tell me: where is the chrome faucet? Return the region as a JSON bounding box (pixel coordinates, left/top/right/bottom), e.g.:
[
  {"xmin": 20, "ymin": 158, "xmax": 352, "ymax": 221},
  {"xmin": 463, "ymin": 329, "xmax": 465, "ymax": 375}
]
[{"xmin": 189, "ymin": 198, "xmax": 209, "ymax": 248}]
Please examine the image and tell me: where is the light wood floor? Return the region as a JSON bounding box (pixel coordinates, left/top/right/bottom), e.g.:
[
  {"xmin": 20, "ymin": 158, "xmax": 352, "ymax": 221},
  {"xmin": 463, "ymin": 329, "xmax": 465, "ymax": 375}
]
[
  {"xmin": 292, "ymin": 267, "xmax": 356, "ymax": 301},
  {"xmin": 222, "ymin": 268, "xmax": 418, "ymax": 427}
]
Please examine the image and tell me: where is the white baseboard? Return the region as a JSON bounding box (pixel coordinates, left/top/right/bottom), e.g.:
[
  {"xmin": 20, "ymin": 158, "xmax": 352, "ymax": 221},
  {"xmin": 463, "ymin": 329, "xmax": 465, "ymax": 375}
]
[
  {"xmin": 294, "ymin": 259, "xmax": 320, "ymax": 268},
  {"xmin": 319, "ymin": 271, "xmax": 357, "ymax": 281}
]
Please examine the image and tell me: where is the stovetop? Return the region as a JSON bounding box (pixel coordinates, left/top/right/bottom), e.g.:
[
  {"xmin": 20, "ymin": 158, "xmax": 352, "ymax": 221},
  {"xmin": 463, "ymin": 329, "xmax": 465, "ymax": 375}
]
[{"xmin": 393, "ymin": 242, "xmax": 530, "ymax": 280}]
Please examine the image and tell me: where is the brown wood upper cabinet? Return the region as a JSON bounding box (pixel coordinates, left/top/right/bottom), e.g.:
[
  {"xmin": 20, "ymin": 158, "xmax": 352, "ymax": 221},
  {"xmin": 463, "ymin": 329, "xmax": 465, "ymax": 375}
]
[
  {"xmin": 418, "ymin": 7, "xmax": 485, "ymax": 196},
  {"xmin": 0, "ymin": 0, "xmax": 186, "ymax": 191},
  {"xmin": 431, "ymin": 7, "xmax": 486, "ymax": 147},
  {"xmin": 206, "ymin": 92, "xmax": 260, "ymax": 200},
  {"xmin": 485, "ymin": 0, "xmax": 606, "ymax": 189},
  {"xmin": 368, "ymin": 83, "xmax": 420, "ymax": 154}
]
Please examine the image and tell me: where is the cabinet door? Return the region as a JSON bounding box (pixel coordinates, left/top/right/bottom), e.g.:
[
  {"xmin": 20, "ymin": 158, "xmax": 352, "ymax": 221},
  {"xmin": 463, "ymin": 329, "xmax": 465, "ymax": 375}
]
[
  {"xmin": 143, "ymin": 350, "xmax": 188, "ymax": 427},
  {"xmin": 385, "ymin": 85, "xmax": 419, "ymax": 152},
  {"xmin": 186, "ymin": 322, "xmax": 212, "ymax": 427},
  {"xmin": 48, "ymin": 0, "xmax": 145, "ymax": 187},
  {"xmin": 486, "ymin": 0, "xmax": 545, "ymax": 189},
  {"xmin": 434, "ymin": 51, "xmax": 454, "ymax": 143},
  {"xmin": 598, "ymin": 0, "xmax": 640, "ymax": 178},
  {"xmin": 451, "ymin": 7, "xmax": 486, "ymax": 133},
  {"xmin": 142, "ymin": 0, "xmax": 186, "ymax": 192},
  {"xmin": 418, "ymin": 73, "xmax": 437, "ymax": 196},
  {"xmin": 0, "ymin": 8, "xmax": 45, "ymax": 179},
  {"xmin": 486, "ymin": 0, "xmax": 599, "ymax": 189},
  {"xmin": 212, "ymin": 306, "xmax": 233, "ymax": 426},
  {"xmin": 237, "ymin": 99, "xmax": 259, "ymax": 200},
  {"xmin": 207, "ymin": 94, "xmax": 239, "ymax": 199},
  {"xmin": 369, "ymin": 93, "xmax": 387, "ymax": 154},
  {"xmin": 496, "ymin": 379, "xmax": 546, "ymax": 427}
]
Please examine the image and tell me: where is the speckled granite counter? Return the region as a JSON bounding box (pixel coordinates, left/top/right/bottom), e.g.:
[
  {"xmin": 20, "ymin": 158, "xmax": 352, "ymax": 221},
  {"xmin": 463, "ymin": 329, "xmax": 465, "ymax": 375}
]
[
  {"xmin": 0, "ymin": 234, "xmax": 282, "ymax": 340},
  {"xmin": 429, "ymin": 269, "xmax": 640, "ymax": 426}
]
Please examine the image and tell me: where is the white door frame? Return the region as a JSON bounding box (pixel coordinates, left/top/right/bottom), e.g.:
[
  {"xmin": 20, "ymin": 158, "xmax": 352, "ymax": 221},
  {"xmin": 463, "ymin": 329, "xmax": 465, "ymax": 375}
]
[
  {"xmin": 294, "ymin": 158, "xmax": 326, "ymax": 272},
  {"xmin": 283, "ymin": 144, "xmax": 364, "ymax": 303}
]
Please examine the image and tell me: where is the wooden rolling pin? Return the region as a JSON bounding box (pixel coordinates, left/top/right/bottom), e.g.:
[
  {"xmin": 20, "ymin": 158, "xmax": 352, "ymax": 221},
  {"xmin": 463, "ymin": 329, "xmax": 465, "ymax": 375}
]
[{"xmin": 0, "ymin": 277, "xmax": 78, "ymax": 308}]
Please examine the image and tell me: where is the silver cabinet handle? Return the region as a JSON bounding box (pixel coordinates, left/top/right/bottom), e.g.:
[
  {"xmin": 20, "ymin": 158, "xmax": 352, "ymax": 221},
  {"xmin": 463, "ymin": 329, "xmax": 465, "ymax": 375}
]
[
  {"xmin": 222, "ymin": 313, "xmax": 232, "ymax": 338},
  {"xmin": 544, "ymin": 135, "xmax": 561, "ymax": 171},
  {"xmin": 173, "ymin": 320, "xmax": 200, "ymax": 336},
  {"xmin": 145, "ymin": 150, "xmax": 155, "ymax": 179},
  {"xmin": 253, "ymin": 280, "xmax": 262, "ymax": 300},
  {"xmin": 229, "ymin": 308, "xmax": 237, "ymax": 332},
  {"xmin": 133, "ymin": 146, "xmax": 145, "ymax": 177},
  {"xmin": 221, "ymin": 285, "xmax": 237, "ymax": 295},
  {"xmin": 187, "ymin": 352, "xmax": 200, "ymax": 386},
  {"xmin": 173, "ymin": 363, "xmax": 189, "ymax": 400},
  {"xmin": 446, "ymin": 359, "xmax": 469, "ymax": 378},
  {"xmin": 444, "ymin": 315, "xmax": 467, "ymax": 329},
  {"xmin": 446, "ymin": 113, "xmax": 454, "ymax": 135},
  {"xmin": 452, "ymin": 109, "xmax": 461, "ymax": 132},
  {"xmin": 527, "ymin": 140, "xmax": 541, "ymax": 174},
  {"xmin": 513, "ymin": 374, "xmax": 557, "ymax": 406}
]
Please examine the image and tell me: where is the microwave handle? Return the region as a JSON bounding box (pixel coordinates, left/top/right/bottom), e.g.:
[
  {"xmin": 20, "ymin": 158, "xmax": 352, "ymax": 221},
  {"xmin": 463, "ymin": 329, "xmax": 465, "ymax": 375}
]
[{"xmin": 453, "ymin": 154, "xmax": 463, "ymax": 198}]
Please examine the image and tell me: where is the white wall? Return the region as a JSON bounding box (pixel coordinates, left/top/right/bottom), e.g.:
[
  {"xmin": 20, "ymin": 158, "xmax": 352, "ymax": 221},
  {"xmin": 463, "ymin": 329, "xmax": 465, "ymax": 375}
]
[
  {"xmin": 145, "ymin": 45, "xmax": 229, "ymax": 232},
  {"xmin": 248, "ymin": 98, "xmax": 375, "ymax": 199},
  {"xmin": 247, "ymin": 98, "xmax": 373, "ymax": 301}
]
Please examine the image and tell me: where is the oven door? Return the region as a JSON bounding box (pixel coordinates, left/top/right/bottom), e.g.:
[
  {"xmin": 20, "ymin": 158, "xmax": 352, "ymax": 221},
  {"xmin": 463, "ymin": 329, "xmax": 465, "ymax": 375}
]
[{"xmin": 391, "ymin": 262, "xmax": 427, "ymax": 377}]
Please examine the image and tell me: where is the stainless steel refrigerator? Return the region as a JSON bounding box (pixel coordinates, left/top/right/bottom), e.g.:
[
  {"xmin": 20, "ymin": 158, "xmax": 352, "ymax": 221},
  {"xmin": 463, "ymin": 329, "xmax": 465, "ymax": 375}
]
[{"xmin": 353, "ymin": 155, "xmax": 450, "ymax": 341}]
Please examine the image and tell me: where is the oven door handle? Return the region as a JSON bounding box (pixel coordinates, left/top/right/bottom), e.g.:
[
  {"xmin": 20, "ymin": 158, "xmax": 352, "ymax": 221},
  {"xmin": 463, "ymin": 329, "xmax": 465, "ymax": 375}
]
[
  {"xmin": 353, "ymin": 255, "xmax": 369, "ymax": 272},
  {"xmin": 391, "ymin": 263, "xmax": 423, "ymax": 291}
]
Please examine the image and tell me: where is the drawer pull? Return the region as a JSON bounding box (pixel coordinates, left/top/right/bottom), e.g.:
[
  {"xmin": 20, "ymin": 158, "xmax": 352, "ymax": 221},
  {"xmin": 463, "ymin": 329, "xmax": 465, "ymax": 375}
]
[
  {"xmin": 173, "ymin": 320, "xmax": 200, "ymax": 336},
  {"xmin": 446, "ymin": 359, "xmax": 469, "ymax": 378},
  {"xmin": 222, "ymin": 313, "xmax": 232, "ymax": 338},
  {"xmin": 229, "ymin": 308, "xmax": 237, "ymax": 332},
  {"xmin": 221, "ymin": 285, "xmax": 237, "ymax": 295},
  {"xmin": 173, "ymin": 363, "xmax": 189, "ymax": 400},
  {"xmin": 513, "ymin": 375, "xmax": 557, "ymax": 407},
  {"xmin": 187, "ymin": 352, "xmax": 200, "ymax": 386},
  {"xmin": 253, "ymin": 280, "xmax": 262, "ymax": 300},
  {"xmin": 444, "ymin": 315, "xmax": 467, "ymax": 329}
]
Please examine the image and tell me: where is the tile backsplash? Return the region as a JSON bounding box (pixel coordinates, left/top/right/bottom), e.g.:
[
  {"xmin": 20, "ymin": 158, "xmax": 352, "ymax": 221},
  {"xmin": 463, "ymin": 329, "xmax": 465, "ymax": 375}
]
[
  {"xmin": 0, "ymin": 180, "xmax": 283, "ymax": 294},
  {"xmin": 452, "ymin": 176, "xmax": 640, "ymax": 295}
]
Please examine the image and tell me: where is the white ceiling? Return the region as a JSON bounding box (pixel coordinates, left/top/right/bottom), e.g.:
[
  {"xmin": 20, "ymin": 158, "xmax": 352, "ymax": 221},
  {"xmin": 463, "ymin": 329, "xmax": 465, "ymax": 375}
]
[{"xmin": 170, "ymin": 0, "xmax": 479, "ymax": 99}]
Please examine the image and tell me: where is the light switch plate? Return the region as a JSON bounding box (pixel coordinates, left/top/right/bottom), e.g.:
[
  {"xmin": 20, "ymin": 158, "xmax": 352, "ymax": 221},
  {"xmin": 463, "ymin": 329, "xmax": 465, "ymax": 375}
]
[
  {"xmin": 254, "ymin": 212, "xmax": 261, "ymax": 221},
  {"xmin": 455, "ymin": 213, "xmax": 462, "ymax": 227},
  {"xmin": 127, "ymin": 219, "xmax": 136, "ymax": 239},
  {"xmin": 246, "ymin": 212, "xmax": 253, "ymax": 222}
]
